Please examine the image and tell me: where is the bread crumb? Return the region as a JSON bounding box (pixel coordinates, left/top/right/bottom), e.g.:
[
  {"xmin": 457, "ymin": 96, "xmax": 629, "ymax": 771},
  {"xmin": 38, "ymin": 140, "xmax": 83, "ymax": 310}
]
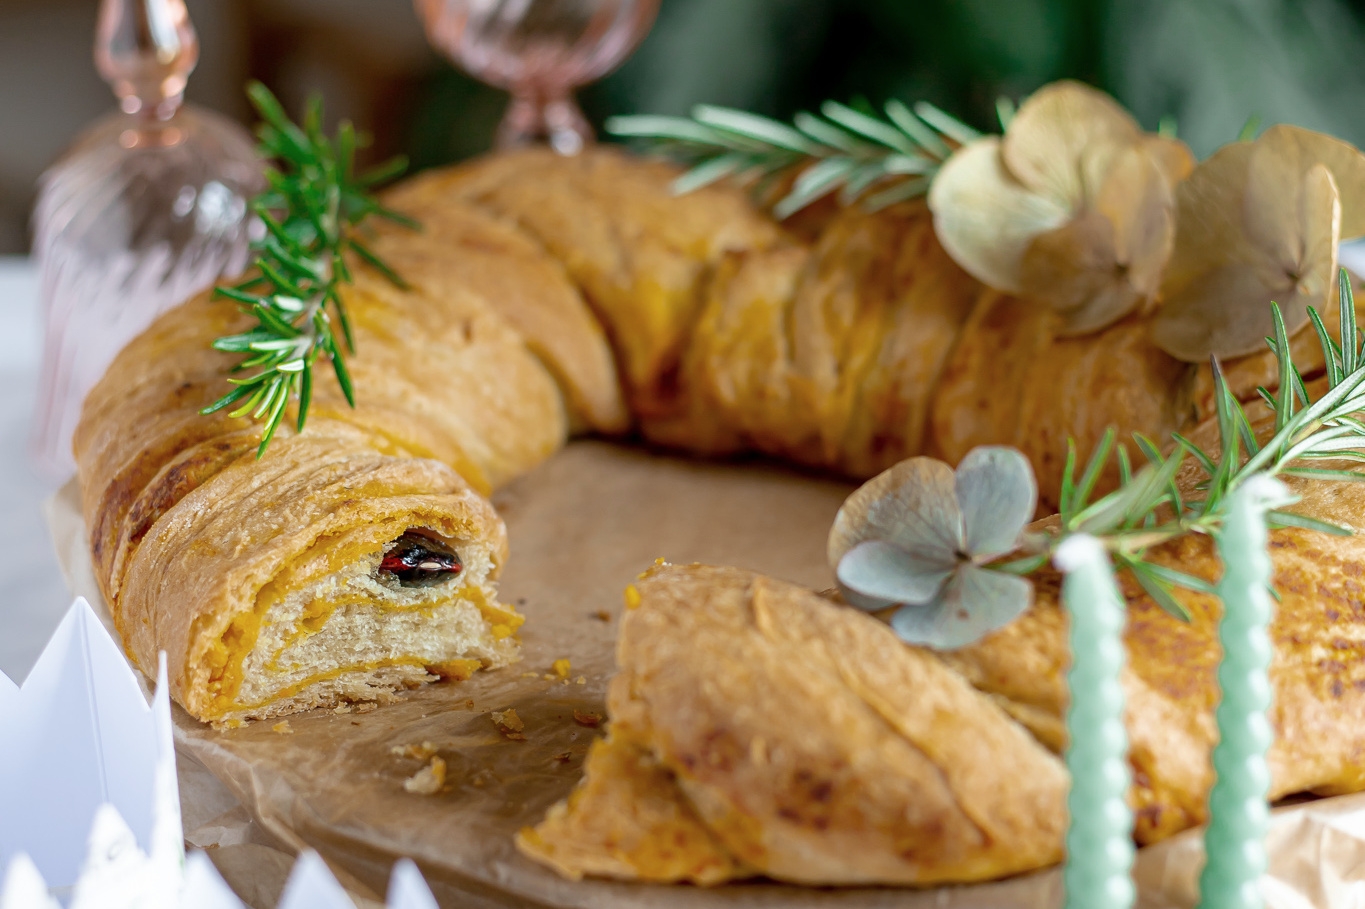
[
  {"xmin": 521, "ymin": 672, "xmax": 541, "ymax": 679},
  {"xmin": 552, "ymin": 751, "xmax": 572, "ymax": 764},
  {"xmin": 332, "ymin": 704, "xmax": 352, "ymax": 715},
  {"xmin": 623, "ymin": 584, "xmax": 642, "ymax": 610},
  {"xmin": 572, "ymin": 709, "xmax": 603, "ymax": 728},
  {"xmin": 465, "ymin": 699, "xmax": 475, "ymax": 709},
  {"xmin": 574, "ymin": 676, "xmax": 586, "ymax": 685},
  {"xmin": 491, "ymin": 708, "xmax": 526, "ymax": 740},
  {"xmin": 390, "ymin": 741, "xmax": 438, "ymax": 761},
  {"xmin": 552, "ymin": 658, "xmax": 571, "ymax": 679},
  {"xmin": 356, "ymin": 702, "xmax": 376, "ymax": 714},
  {"xmin": 271, "ymin": 721, "xmax": 294, "ymax": 735},
  {"xmin": 403, "ymin": 756, "xmax": 447, "ymax": 795},
  {"xmin": 592, "ymin": 610, "xmax": 612, "ymax": 622}
]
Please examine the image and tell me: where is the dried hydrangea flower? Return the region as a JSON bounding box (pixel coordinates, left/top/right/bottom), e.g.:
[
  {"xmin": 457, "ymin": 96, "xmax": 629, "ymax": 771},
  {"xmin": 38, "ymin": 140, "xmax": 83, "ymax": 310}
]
[
  {"xmin": 928, "ymin": 80, "xmax": 1192, "ymax": 336},
  {"xmin": 827, "ymin": 446, "xmax": 1037, "ymax": 649},
  {"xmin": 1151, "ymin": 125, "xmax": 1365, "ymax": 362}
]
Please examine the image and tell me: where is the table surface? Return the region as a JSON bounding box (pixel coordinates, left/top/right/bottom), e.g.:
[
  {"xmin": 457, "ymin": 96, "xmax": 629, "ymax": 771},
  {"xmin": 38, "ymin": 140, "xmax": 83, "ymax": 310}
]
[{"xmin": 0, "ymin": 257, "xmax": 72, "ymax": 686}]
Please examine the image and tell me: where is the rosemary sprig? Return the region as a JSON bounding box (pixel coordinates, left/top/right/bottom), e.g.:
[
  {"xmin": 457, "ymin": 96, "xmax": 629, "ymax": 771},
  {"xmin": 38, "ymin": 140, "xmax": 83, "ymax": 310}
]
[
  {"xmin": 200, "ymin": 81, "xmax": 416, "ymax": 457},
  {"xmin": 606, "ymin": 98, "xmax": 984, "ymax": 218},
  {"xmin": 1003, "ymin": 269, "xmax": 1365, "ymax": 619}
]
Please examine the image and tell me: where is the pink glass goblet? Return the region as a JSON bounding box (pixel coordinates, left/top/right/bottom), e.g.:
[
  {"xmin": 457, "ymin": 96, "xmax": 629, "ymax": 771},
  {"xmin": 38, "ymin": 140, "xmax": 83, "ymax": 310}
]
[{"xmin": 415, "ymin": 0, "xmax": 659, "ymax": 155}]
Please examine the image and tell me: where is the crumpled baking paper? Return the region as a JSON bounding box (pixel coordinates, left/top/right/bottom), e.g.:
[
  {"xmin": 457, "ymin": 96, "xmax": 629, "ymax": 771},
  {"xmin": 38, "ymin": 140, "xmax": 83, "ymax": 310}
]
[{"xmin": 45, "ymin": 441, "xmax": 1365, "ymax": 908}]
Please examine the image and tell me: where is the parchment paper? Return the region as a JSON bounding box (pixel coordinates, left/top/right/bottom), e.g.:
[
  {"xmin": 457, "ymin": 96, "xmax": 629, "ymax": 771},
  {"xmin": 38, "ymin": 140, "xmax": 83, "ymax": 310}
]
[{"xmin": 46, "ymin": 441, "xmax": 1365, "ymax": 909}]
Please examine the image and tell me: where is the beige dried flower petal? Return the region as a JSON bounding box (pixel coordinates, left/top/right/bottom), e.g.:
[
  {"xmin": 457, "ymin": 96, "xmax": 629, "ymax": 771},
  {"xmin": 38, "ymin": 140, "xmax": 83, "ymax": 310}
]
[
  {"xmin": 1099, "ymin": 144, "xmax": 1175, "ymax": 299},
  {"xmin": 1160, "ymin": 141, "xmax": 1256, "ymax": 293},
  {"xmin": 927, "ymin": 136, "xmax": 1070, "ymax": 293},
  {"xmin": 1141, "ymin": 135, "xmax": 1196, "ymax": 190},
  {"xmin": 1256, "ymin": 124, "xmax": 1365, "ymax": 238},
  {"xmin": 1019, "ymin": 146, "xmax": 1172, "ymax": 335},
  {"xmin": 1152, "ymin": 164, "xmax": 1340, "ymax": 362},
  {"xmin": 1001, "ymin": 80, "xmax": 1141, "ymax": 207}
]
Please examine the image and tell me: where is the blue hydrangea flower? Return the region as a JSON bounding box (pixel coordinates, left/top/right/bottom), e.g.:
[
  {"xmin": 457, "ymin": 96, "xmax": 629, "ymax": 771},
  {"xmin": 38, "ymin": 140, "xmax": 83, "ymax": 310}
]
[{"xmin": 827, "ymin": 446, "xmax": 1037, "ymax": 649}]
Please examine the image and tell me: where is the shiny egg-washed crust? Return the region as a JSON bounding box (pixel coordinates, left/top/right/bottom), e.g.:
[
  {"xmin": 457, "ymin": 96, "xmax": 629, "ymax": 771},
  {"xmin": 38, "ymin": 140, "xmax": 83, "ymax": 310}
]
[{"xmin": 76, "ymin": 145, "xmax": 1365, "ymax": 877}]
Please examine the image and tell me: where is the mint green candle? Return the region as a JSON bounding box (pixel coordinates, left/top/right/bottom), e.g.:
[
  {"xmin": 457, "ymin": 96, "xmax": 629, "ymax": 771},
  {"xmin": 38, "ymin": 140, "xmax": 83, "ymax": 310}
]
[
  {"xmin": 1199, "ymin": 476, "xmax": 1289, "ymax": 909},
  {"xmin": 1056, "ymin": 534, "xmax": 1134, "ymax": 909}
]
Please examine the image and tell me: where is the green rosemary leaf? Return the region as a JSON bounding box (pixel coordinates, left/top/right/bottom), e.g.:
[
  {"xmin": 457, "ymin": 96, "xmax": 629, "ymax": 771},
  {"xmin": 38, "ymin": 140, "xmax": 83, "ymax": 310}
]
[
  {"xmin": 331, "ymin": 343, "xmax": 355, "ymax": 407},
  {"xmin": 821, "ymin": 100, "xmax": 917, "ymax": 153},
  {"xmin": 350, "ymin": 237, "xmax": 409, "ymax": 290},
  {"xmin": 331, "ymin": 292, "xmax": 355, "ymax": 353},
  {"xmin": 1278, "ymin": 466, "xmax": 1365, "ymax": 482},
  {"xmin": 1171, "ymin": 432, "xmax": 1216, "ymax": 476},
  {"xmin": 881, "ymin": 154, "xmax": 936, "ymax": 174},
  {"xmin": 989, "ymin": 553, "xmax": 1050, "ymax": 575},
  {"xmin": 775, "ymin": 158, "xmax": 860, "ymax": 218},
  {"xmin": 257, "ymin": 381, "xmax": 291, "ymax": 458},
  {"xmin": 1157, "ymin": 114, "xmax": 1178, "ymax": 138},
  {"xmin": 302, "ymin": 94, "xmax": 326, "ymax": 149},
  {"xmin": 251, "ymin": 303, "xmax": 300, "ymax": 339},
  {"xmin": 211, "ymin": 332, "xmax": 276, "ymax": 353},
  {"xmin": 1242, "ymin": 369, "xmax": 1365, "ymax": 476},
  {"xmin": 1266, "ymin": 509, "xmax": 1353, "ymax": 535},
  {"xmin": 296, "ymin": 357, "xmax": 314, "ymax": 432},
  {"xmin": 214, "ymin": 286, "xmax": 267, "ymax": 307},
  {"xmin": 1342, "ymin": 269, "xmax": 1358, "ymax": 376},
  {"xmin": 1296, "ymin": 450, "xmax": 1365, "ymax": 464},
  {"xmin": 1124, "ymin": 558, "xmax": 1192, "ymax": 622},
  {"xmin": 1272, "ymin": 302, "xmax": 1295, "ymax": 431},
  {"xmin": 206, "ymin": 82, "xmax": 413, "ymax": 457},
  {"xmin": 356, "ymin": 154, "xmax": 412, "ymax": 190},
  {"xmin": 199, "ymin": 383, "xmax": 255, "ymax": 415},
  {"xmin": 1131, "ymin": 432, "xmax": 1163, "ymax": 466},
  {"xmin": 228, "ymin": 384, "xmax": 268, "ymax": 420},
  {"xmin": 1074, "ymin": 427, "xmax": 1116, "ymax": 513},
  {"xmin": 1137, "ymin": 561, "xmax": 1217, "ymax": 596},
  {"xmin": 1117, "ymin": 443, "xmax": 1133, "ymax": 486},
  {"xmin": 673, "ymin": 152, "xmax": 751, "ymax": 195},
  {"xmin": 861, "ymin": 176, "xmax": 931, "ymax": 210},
  {"xmin": 257, "ymin": 259, "xmax": 307, "ymax": 299},
  {"xmin": 252, "ymin": 376, "xmax": 284, "ymax": 420},
  {"xmin": 1308, "ymin": 305, "xmax": 1343, "ymax": 387},
  {"xmin": 1237, "ymin": 113, "xmax": 1262, "ymax": 142},
  {"xmin": 912, "ymin": 101, "xmax": 980, "ymax": 145},
  {"xmin": 884, "ymin": 99, "xmax": 951, "ymax": 158},
  {"xmin": 695, "ymin": 105, "xmax": 818, "ymax": 153},
  {"xmin": 995, "ymin": 96, "xmax": 1016, "ymax": 130},
  {"xmin": 606, "ymin": 114, "xmax": 728, "ymax": 145},
  {"xmin": 838, "ymin": 162, "xmax": 891, "ymax": 205},
  {"xmin": 1059, "ymin": 439, "xmax": 1079, "ymax": 523},
  {"xmin": 1292, "ymin": 363, "xmax": 1311, "ymax": 414}
]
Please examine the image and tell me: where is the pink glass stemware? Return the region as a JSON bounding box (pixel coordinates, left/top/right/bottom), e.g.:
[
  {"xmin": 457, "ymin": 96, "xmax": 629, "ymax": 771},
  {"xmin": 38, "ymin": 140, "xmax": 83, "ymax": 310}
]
[
  {"xmin": 30, "ymin": 0, "xmax": 262, "ymax": 480},
  {"xmin": 416, "ymin": 0, "xmax": 659, "ymax": 154}
]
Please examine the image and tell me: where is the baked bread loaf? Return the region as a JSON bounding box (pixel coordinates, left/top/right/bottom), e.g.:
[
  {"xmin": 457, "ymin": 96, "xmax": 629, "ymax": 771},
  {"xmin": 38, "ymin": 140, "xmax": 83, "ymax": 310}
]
[
  {"xmin": 74, "ymin": 144, "xmax": 1351, "ymax": 749},
  {"xmin": 519, "ymin": 410, "xmax": 1365, "ymax": 882}
]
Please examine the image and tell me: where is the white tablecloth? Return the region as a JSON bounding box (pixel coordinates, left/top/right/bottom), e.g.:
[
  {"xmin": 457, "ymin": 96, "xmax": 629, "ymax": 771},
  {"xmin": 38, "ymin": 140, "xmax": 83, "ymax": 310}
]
[{"xmin": 0, "ymin": 257, "xmax": 72, "ymax": 685}]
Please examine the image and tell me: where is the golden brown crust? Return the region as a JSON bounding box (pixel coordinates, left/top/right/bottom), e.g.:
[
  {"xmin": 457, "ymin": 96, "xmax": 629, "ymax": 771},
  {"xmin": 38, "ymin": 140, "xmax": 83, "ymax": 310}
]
[
  {"xmin": 75, "ymin": 145, "xmax": 1365, "ymax": 879},
  {"xmin": 562, "ymin": 565, "xmax": 1070, "ymax": 886},
  {"xmin": 372, "ymin": 177, "xmax": 629, "ymax": 435}
]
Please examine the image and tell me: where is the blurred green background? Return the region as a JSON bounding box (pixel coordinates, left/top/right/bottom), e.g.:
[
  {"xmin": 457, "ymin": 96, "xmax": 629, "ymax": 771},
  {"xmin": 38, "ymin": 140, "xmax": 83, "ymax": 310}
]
[{"xmin": 5, "ymin": 0, "xmax": 1365, "ymax": 253}]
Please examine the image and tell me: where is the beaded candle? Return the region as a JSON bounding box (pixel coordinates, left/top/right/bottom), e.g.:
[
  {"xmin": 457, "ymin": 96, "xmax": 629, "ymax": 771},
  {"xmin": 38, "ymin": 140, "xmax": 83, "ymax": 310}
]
[
  {"xmin": 1198, "ymin": 475, "xmax": 1291, "ymax": 909},
  {"xmin": 1055, "ymin": 533, "xmax": 1135, "ymax": 909}
]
